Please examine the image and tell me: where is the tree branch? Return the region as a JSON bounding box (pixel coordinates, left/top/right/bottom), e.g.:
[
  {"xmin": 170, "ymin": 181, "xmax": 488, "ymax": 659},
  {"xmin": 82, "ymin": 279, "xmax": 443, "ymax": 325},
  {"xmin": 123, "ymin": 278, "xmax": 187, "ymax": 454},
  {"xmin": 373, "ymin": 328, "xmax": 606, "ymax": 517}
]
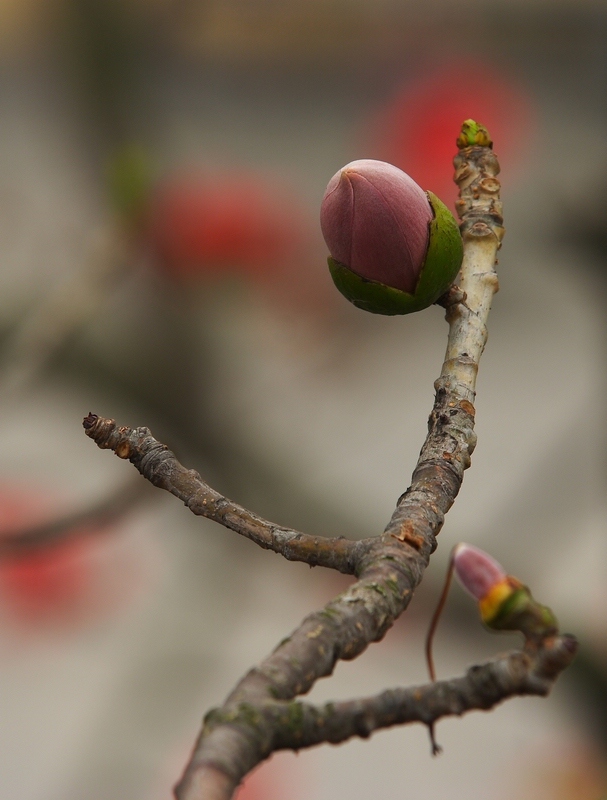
[
  {"xmin": 190, "ymin": 635, "xmax": 577, "ymax": 788},
  {"xmin": 83, "ymin": 123, "xmax": 575, "ymax": 800},
  {"xmin": 291, "ymin": 636, "xmax": 577, "ymax": 747},
  {"xmin": 82, "ymin": 414, "xmax": 360, "ymax": 573}
]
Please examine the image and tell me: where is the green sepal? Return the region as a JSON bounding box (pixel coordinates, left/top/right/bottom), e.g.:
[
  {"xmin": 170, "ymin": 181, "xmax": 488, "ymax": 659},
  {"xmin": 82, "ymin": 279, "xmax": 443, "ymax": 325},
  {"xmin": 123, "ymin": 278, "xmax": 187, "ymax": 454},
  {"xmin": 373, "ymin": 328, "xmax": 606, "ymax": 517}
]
[
  {"xmin": 486, "ymin": 587, "xmax": 558, "ymax": 640},
  {"xmin": 327, "ymin": 191, "xmax": 463, "ymax": 315}
]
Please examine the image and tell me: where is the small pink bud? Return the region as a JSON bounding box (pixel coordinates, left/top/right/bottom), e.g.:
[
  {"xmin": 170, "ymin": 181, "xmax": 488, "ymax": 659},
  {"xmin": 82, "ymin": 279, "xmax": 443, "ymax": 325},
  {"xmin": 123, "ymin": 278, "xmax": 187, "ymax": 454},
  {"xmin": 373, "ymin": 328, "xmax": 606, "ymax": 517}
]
[
  {"xmin": 320, "ymin": 159, "xmax": 432, "ymax": 294},
  {"xmin": 452, "ymin": 543, "xmax": 507, "ymax": 601}
]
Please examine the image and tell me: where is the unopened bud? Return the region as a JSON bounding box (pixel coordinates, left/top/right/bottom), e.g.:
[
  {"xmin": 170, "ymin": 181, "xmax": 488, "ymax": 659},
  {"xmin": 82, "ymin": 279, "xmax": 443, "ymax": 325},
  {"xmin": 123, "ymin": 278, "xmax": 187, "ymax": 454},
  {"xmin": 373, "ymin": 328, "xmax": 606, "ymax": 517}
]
[
  {"xmin": 453, "ymin": 543, "xmax": 508, "ymax": 600},
  {"xmin": 320, "ymin": 159, "xmax": 463, "ymax": 314},
  {"xmin": 454, "ymin": 543, "xmax": 519, "ymax": 625},
  {"xmin": 453, "ymin": 543, "xmax": 557, "ymax": 638}
]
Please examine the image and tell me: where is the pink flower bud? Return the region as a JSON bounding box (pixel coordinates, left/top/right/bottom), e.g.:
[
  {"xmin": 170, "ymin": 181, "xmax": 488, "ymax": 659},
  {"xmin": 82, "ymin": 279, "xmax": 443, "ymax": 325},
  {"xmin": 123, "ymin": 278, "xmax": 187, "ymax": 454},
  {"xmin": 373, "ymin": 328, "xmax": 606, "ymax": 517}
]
[
  {"xmin": 452, "ymin": 543, "xmax": 507, "ymax": 601},
  {"xmin": 320, "ymin": 159, "xmax": 433, "ymax": 294}
]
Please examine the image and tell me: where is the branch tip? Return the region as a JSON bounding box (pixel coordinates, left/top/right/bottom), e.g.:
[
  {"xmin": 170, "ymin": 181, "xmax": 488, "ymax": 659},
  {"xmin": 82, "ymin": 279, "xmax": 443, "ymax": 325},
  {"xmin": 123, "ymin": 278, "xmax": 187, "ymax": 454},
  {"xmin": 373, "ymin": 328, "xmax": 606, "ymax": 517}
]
[
  {"xmin": 82, "ymin": 415, "xmax": 359, "ymax": 573},
  {"xmin": 456, "ymin": 119, "xmax": 493, "ymax": 149},
  {"xmin": 82, "ymin": 412, "xmax": 98, "ymax": 430}
]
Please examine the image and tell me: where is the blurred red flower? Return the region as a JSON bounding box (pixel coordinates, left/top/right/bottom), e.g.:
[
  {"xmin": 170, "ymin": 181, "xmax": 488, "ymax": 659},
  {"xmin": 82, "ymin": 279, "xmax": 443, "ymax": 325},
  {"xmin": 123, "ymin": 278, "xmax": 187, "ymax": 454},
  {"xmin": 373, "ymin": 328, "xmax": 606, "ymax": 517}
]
[
  {"xmin": 0, "ymin": 489, "xmax": 93, "ymax": 622},
  {"xmin": 0, "ymin": 538, "xmax": 91, "ymax": 620},
  {"xmin": 148, "ymin": 171, "xmax": 304, "ymax": 282},
  {"xmin": 234, "ymin": 763, "xmax": 285, "ymax": 800},
  {"xmin": 0, "ymin": 487, "xmax": 142, "ymax": 628},
  {"xmin": 368, "ymin": 61, "xmax": 535, "ymax": 211}
]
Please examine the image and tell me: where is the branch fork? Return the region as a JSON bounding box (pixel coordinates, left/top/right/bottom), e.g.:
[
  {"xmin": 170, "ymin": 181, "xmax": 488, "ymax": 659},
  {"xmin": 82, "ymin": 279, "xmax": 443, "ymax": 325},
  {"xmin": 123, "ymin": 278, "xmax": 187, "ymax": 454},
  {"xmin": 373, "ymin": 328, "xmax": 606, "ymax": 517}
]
[{"xmin": 83, "ymin": 123, "xmax": 576, "ymax": 800}]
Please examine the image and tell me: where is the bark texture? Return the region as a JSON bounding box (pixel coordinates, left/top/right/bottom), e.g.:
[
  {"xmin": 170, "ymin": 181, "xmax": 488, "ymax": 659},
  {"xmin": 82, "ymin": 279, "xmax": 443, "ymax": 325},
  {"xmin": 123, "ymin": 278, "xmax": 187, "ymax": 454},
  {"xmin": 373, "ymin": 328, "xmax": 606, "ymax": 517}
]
[{"xmin": 83, "ymin": 123, "xmax": 576, "ymax": 800}]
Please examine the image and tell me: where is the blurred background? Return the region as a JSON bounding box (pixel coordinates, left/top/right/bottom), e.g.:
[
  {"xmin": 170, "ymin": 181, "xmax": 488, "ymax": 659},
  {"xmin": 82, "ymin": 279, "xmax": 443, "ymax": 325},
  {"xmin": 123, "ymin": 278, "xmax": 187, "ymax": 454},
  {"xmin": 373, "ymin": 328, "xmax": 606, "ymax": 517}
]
[{"xmin": 0, "ymin": 0, "xmax": 606, "ymax": 798}]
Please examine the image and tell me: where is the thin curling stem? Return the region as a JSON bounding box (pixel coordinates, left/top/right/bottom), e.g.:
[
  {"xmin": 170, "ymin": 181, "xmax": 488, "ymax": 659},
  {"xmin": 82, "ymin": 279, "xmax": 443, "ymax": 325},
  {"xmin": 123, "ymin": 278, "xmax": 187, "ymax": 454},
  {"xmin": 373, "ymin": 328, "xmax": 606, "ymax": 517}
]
[{"xmin": 425, "ymin": 547, "xmax": 457, "ymax": 682}]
